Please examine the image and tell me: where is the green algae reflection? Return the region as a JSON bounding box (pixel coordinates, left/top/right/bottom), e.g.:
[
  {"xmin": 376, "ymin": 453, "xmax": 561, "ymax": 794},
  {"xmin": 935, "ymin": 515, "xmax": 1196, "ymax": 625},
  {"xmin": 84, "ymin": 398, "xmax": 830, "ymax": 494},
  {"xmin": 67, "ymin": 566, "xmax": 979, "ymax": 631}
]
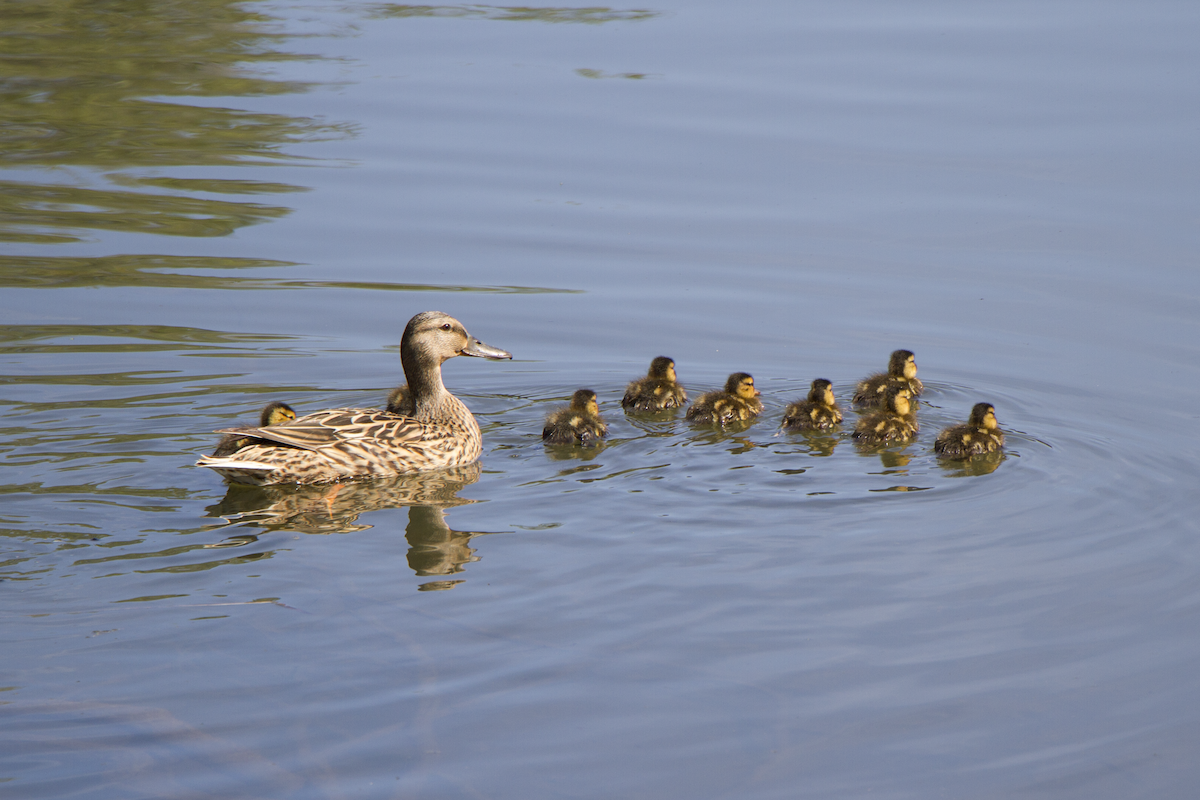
[
  {"xmin": 369, "ymin": 4, "xmax": 657, "ymax": 23},
  {"xmin": 0, "ymin": 0, "xmax": 352, "ymax": 243}
]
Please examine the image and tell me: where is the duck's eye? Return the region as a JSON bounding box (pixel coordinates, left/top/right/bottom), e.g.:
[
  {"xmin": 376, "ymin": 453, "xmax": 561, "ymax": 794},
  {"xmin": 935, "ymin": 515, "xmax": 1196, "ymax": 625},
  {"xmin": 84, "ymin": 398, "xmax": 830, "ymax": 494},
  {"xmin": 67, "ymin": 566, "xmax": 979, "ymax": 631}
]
[{"xmin": 441, "ymin": 323, "xmax": 452, "ymax": 331}]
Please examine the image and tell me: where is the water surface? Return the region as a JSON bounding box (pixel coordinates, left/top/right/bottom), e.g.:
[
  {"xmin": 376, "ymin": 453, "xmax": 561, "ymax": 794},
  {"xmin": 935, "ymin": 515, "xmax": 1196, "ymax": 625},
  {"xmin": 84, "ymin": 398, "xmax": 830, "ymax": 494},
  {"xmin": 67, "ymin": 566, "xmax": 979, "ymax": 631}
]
[{"xmin": 3, "ymin": 1, "xmax": 1200, "ymax": 798}]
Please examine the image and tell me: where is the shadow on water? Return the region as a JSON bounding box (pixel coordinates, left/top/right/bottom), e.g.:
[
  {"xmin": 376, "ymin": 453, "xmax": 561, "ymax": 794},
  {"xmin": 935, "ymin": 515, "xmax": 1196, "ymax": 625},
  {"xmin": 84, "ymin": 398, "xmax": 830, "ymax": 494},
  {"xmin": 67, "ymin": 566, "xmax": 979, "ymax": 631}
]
[{"xmin": 0, "ymin": 0, "xmax": 352, "ymax": 244}]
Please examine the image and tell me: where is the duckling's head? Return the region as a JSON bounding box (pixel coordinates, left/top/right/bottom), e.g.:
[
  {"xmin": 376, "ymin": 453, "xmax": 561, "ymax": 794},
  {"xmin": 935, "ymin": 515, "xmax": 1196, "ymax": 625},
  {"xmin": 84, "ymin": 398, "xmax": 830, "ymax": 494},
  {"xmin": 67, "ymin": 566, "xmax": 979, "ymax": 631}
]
[
  {"xmin": 260, "ymin": 401, "xmax": 296, "ymax": 427},
  {"xmin": 808, "ymin": 378, "xmax": 835, "ymax": 406},
  {"xmin": 648, "ymin": 356, "xmax": 677, "ymax": 382},
  {"xmin": 724, "ymin": 372, "xmax": 758, "ymax": 400},
  {"xmin": 402, "ymin": 311, "xmax": 512, "ymax": 369},
  {"xmin": 969, "ymin": 402, "xmax": 997, "ymax": 430},
  {"xmin": 888, "ymin": 349, "xmax": 917, "ymax": 380},
  {"xmin": 571, "ymin": 389, "xmax": 600, "ymax": 416},
  {"xmin": 884, "ymin": 384, "xmax": 913, "ymax": 415}
]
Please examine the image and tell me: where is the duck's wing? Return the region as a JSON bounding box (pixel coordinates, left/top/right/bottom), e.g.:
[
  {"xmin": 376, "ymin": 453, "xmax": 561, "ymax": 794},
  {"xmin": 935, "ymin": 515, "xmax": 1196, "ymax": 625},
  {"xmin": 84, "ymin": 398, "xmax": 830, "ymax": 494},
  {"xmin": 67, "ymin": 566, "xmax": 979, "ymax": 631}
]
[{"xmin": 214, "ymin": 407, "xmax": 426, "ymax": 452}]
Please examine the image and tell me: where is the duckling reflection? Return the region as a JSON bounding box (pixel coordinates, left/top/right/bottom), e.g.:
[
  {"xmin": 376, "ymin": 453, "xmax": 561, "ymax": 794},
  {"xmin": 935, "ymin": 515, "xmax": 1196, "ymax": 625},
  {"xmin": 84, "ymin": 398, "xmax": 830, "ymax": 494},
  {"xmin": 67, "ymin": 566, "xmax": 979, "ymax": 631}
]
[
  {"xmin": 937, "ymin": 450, "xmax": 1005, "ymax": 477},
  {"xmin": 206, "ymin": 462, "xmax": 482, "ymax": 535}
]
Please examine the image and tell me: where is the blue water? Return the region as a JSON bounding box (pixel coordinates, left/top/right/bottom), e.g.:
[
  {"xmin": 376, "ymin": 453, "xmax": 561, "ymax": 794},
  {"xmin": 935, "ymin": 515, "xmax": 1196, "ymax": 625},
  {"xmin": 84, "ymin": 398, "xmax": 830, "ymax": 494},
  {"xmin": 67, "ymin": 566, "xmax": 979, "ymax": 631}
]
[{"xmin": 3, "ymin": 1, "xmax": 1200, "ymax": 797}]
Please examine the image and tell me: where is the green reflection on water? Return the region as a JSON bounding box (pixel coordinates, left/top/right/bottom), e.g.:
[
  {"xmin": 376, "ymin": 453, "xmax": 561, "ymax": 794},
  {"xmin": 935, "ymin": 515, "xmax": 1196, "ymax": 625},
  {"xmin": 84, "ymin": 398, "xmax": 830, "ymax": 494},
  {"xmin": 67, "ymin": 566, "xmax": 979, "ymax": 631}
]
[
  {"xmin": 0, "ymin": 255, "xmax": 580, "ymax": 293},
  {"xmin": 0, "ymin": 0, "xmax": 351, "ymax": 242},
  {"xmin": 369, "ymin": 4, "xmax": 658, "ymax": 23}
]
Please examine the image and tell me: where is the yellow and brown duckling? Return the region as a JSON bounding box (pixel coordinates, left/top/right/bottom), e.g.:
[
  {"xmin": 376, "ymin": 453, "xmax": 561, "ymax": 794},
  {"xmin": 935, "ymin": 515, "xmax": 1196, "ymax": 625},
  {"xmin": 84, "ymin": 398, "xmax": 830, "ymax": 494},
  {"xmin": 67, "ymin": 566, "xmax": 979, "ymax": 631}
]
[
  {"xmin": 543, "ymin": 389, "xmax": 607, "ymax": 445},
  {"xmin": 853, "ymin": 349, "xmax": 923, "ymax": 407},
  {"xmin": 934, "ymin": 402, "xmax": 1004, "ymax": 459},
  {"xmin": 385, "ymin": 384, "xmax": 413, "ymax": 415},
  {"xmin": 196, "ymin": 311, "xmax": 511, "ymax": 485},
  {"xmin": 852, "ymin": 384, "xmax": 918, "ymax": 446},
  {"xmin": 685, "ymin": 372, "xmax": 763, "ymax": 425},
  {"xmin": 210, "ymin": 401, "xmax": 297, "ymax": 457},
  {"xmin": 781, "ymin": 378, "xmax": 842, "ymax": 432},
  {"xmin": 622, "ymin": 356, "xmax": 688, "ymax": 412}
]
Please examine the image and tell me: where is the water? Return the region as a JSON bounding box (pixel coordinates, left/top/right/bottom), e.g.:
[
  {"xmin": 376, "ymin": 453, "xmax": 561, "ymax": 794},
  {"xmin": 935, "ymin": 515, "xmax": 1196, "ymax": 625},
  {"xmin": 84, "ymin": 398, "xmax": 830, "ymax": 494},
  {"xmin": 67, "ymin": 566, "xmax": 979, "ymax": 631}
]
[{"xmin": 3, "ymin": 0, "xmax": 1200, "ymax": 797}]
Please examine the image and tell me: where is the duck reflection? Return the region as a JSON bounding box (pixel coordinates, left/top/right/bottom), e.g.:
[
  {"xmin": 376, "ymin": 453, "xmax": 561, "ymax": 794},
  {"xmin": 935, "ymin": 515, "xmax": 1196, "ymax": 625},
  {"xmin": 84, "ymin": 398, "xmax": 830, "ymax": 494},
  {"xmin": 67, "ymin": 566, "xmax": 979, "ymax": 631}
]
[{"xmin": 205, "ymin": 463, "xmax": 504, "ymax": 588}]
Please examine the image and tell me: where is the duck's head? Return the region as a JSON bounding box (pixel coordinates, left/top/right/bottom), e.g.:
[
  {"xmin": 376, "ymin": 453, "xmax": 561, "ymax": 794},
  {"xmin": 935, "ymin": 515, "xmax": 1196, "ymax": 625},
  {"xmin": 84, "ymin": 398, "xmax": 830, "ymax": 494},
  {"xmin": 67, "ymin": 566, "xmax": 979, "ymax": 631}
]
[
  {"xmin": 888, "ymin": 349, "xmax": 917, "ymax": 380},
  {"xmin": 884, "ymin": 384, "xmax": 913, "ymax": 415},
  {"xmin": 260, "ymin": 401, "xmax": 296, "ymax": 427},
  {"xmin": 969, "ymin": 402, "xmax": 998, "ymax": 430},
  {"xmin": 724, "ymin": 372, "xmax": 759, "ymax": 400},
  {"xmin": 648, "ymin": 356, "xmax": 677, "ymax": 383},
  {"xmin": 402, "ymin": 311, "xmax": 512, "ymax": 367},
  {"xmin": 809, "ymin": 378, "xmax": 835, "ymax": 406},
  {"xmin": 571, "ymin": 389, "xmax": 600, "ymax": 416}
]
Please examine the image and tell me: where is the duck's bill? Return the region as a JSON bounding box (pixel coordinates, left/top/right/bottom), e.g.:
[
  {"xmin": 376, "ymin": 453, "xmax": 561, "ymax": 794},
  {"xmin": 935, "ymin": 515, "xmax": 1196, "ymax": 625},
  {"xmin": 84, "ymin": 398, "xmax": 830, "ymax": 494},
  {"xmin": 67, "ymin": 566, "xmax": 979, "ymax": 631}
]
[{"xmin": 462, "ymin": 338, "xmax": 512, "ymax": 360}]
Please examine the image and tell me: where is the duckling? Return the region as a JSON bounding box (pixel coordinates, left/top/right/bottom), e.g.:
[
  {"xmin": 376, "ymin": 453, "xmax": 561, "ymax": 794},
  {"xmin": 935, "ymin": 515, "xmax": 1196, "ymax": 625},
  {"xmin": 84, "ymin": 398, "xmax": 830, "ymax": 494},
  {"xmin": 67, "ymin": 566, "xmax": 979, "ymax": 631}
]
[
  {"xmin": 685, "ymin": 372, "xmax": 763, "ymax": 425},
  {"xmin": 781, "ymin": 378, "xmax": 842, "ymax": 432},
  {"xmin": 543, "ymin": 389, "xmax": 607, "ymax": 445},
  {"xmin": 196, "ymin": 311, "xmax": 511, "ymax": 485},
  {"xmin": 934, "ymin": 402, "xmax": 1004, "ymax": 459},
  {"xmin": 852, "ymin": 384, "xmax": 918, "ymax": 445},
  {"xmin": 622, "ymin": 356, "xmax": 687, "ymax": 412},
  {"xmin": 210, "ymin": 401, "xmax": 297, "ymax": 457},
  {"xmin": 853, "ymin": 349, "xmax": 923, "ymax": 407},
  {"xmin": 385, "ymin": 384, "xmax": 413, "ymax": 415}
]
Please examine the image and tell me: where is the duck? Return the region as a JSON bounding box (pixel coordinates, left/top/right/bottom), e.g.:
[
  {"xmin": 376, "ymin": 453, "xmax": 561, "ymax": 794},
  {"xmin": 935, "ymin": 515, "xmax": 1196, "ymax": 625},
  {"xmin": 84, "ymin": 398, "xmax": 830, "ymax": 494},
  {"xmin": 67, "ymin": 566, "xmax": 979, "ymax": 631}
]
[
  {"xmin": 780, "ymin": 378, "xmax": 842, "ymax": 432},
  {"xmin": 543, "ymin": 389, "xmax": 607, "ymax": 445},
  {"xmin": 685, "ymin": 372, "xmax": 762, "ymax": 425},
  {"xmin": 852, "ymin": 349, "xmax": 923, "ymax": 407},
  {"xmin": 196, "ymin": 311, "xmax": 511, "ymax": 485},
  {"xmin": 209, "ymin": 401, "xmax": 297, "ymax": 457},
  {"xmin": 622, "ymin": 356, "xmax": 687, "ymax": 412},
  {"xmin": 852, "ymin": 384, "xmax": 918, "ymax": 445},
  {"xmin": 934, "ymin": 402, "xmax": 1004, "ymax": 459},
  {"xmin": 385, "ymin": 384, "xmax": 413, "ymax": 415}
]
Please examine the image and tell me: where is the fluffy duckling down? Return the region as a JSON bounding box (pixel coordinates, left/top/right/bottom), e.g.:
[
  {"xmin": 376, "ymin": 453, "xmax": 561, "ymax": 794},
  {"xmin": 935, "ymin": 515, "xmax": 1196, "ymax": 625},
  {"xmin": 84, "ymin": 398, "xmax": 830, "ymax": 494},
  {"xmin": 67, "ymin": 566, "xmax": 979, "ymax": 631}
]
[
  {"xmin": 852, "ymin": 384, "xmax": 918, "ymax": 445},
  {"xmin": 210, "ymin": 401, "xmax": 297, "ymax": 457},
  {"xmin": 385, "ymin": 384, "xmax": 413, "ymax": 415},
  {"xmin": 543, "ymin": 389, "xmax": 608, "ymax": 446},
  {"xmin": 781, "ymin": 378, "xmax": 842, "ymax": 432},
  {"xmin": 853, "ymin": 349, "xmax": 923, "ymax": 407},
  {"xmin": 685, "ymin": 372, "xmax": 762, "ymax": 425},
  {"xmin": 934, "ymin": 402, "xmax": 1004, "ymax": 459},
  {"xmin": 622, "ymin": 356, "xmax": 687, "ymax": 412}
]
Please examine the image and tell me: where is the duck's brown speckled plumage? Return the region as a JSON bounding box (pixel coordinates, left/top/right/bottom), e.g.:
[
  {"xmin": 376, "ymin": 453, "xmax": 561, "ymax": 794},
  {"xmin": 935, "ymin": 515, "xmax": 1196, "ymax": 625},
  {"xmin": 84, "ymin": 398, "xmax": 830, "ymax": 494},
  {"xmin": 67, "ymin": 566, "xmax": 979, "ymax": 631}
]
[
  {"xmin": 210, "ymin": 401, "xmax": 296, "ymax": 457},
  {"xmin": 781, "ymin": 379, "xmax": 842, "ymax": 432},
  {"xmin": 543, "ymin": 389, "xmax": 607, "ymax": 445},
  {"xmin": 196, "ymin": 311, "xmax": 510, "ymax": 485},
  {"xmin": 852, "ymin": 384, "xmax": 918, "ymax": 445},
  {"xmin": 853, "ymin": 349, "xmax": 923, "ymax": 407},
  {"xmin": 685, "ymin": 372, "xmax": 762, "ymax": 425},
  {"xmin": 934, "ymin": 402, "xmax": 1004, "ymax": 459},
  {"xmin": 622, "ymin": 356, "xmax": 687, "ymax": 412}
]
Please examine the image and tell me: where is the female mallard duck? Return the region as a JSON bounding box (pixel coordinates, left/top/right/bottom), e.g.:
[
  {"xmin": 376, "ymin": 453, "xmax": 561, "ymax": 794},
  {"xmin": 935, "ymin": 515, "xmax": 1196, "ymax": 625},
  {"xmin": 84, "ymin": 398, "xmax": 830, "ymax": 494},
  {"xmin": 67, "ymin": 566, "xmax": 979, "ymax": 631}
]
[
  {"xmin": 543, "ymin": 389, "xmax": 607, "ymax": 445},
  {"xmin": 196, "ymin": 311, "xmax": 511, "ymax": 485},
  {"xmin": 781, "ymin": 379, "xmax": 842, "ymax": 432},
  {"xmin": 210, "ymin": 401, "xmax": 297, "ymax": 457},
  {"xmin": 622, "ymin": 356, "xmax": 687, "ymax": 411},
  {"xmin": 934, "ymin": 402, "xmax": 1004, "ymax": 459},
  {"xmin": 685, "ymin": 372, "xmax": 762, "ymax": 425},
  {"xmin": 852, "ymin": 384, "xmax": 918, "ymax": 445},
  {"xmin": 853, "ymin": 349, "xmax": 923, "ymax": 407}
]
